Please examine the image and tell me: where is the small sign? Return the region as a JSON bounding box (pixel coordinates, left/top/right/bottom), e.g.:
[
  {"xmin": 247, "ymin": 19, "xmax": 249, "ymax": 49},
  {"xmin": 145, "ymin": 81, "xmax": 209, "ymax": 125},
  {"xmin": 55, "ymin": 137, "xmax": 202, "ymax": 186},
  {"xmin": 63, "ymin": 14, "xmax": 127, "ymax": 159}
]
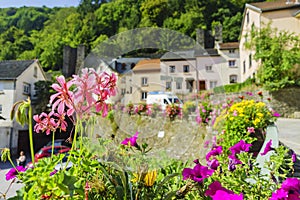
[{"xmin": 158, "ymin": 131, "xmax": 165, "ymax": 138}]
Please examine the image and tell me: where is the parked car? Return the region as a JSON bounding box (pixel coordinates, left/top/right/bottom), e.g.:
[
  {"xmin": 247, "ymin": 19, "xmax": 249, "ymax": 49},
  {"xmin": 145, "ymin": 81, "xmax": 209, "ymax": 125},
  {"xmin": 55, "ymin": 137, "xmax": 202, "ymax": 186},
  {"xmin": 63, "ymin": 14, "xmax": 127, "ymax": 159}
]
[
  {"xmin": 26, "ymin": 145, "xmax": 71, "ymax": 168},
  {"xmin": 35, "ymin": 145, "xmax": 71, "ymax": 160},
  {"xmin": 45, "ymin": 139, "xmax": 72, "ymax": 148}
]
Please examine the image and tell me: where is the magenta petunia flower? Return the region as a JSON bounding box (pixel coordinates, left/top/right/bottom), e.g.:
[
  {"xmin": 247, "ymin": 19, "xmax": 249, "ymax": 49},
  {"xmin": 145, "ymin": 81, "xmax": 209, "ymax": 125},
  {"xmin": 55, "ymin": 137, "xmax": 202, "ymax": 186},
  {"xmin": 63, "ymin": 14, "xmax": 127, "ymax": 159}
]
[
  {"xmin": 270, "ymin": 178, "xmax": 300, "ymax": 200},
  {"xmin": 6, "ymin": 166, "xmax": 26, "ymax": 181},
  {"xmin": 228, "ymin": 155, "xmax": 242, "ymax": 171},
  {"xmin": 205, "ymin": 181, "xmax": 234, "ymax": 197},
  {"xmin": 121, "ymin": 131, "xmax": 139, "ymax": 147},
  {"xmin": 212, "ymin": 190, "xmax": 244, "ymax": 200},
  {"xmin": 206, "ymin": 146, "xmax": 223, "ymax": 161},
  {"xmin": 292, "ymin": 152, "xmax": 297, "ymax": 163},
  {"xmin": 229, "ymin": 140, "xmax": 252, "ymax": 155},
  {"xmin": 260, "ymin": 140, "xmax": 273, "ymax": 156},
  {"xmin": 207, "ymin": 159, "xmax": 219, "ymax": 170},
  {"xmin": 273, "ymin": 112, "xmax": 281, "ymax": 117},
  {"xmin": 182, "ymin": 163, "xmax": 214, "ymax": 183}
]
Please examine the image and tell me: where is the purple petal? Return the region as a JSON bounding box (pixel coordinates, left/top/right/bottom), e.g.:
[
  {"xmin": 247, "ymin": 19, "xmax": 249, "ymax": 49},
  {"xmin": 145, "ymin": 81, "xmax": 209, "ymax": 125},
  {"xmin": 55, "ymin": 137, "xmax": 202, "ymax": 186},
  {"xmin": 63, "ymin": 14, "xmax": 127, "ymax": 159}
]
[{"xmin": 260, "ymin": 140, "xmax": 272, "ymax": 156}]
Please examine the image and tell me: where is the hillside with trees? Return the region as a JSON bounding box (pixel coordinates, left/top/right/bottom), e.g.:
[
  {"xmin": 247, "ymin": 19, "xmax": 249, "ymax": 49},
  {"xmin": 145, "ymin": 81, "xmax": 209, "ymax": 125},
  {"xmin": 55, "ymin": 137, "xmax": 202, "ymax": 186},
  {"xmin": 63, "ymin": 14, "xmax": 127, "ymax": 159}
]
[{"xmin": 0, "ymin": 0, "xmax": 264, "ymax": 71}]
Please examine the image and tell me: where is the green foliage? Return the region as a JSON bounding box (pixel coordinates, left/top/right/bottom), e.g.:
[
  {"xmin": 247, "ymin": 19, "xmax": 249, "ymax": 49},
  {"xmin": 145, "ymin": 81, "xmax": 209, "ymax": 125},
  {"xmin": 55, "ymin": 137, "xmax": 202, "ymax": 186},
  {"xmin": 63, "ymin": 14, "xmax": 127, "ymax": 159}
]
[
  {"xmin": 213, "ymin": 78, "xmax": 256, "ymax": 93},
  {"xmin": 245, "ymin": 24, "xmax": 300, "ymax": 91},
  {"xmin": 0, "ymin": 0, "xmax": 265, "ymax": 70}
]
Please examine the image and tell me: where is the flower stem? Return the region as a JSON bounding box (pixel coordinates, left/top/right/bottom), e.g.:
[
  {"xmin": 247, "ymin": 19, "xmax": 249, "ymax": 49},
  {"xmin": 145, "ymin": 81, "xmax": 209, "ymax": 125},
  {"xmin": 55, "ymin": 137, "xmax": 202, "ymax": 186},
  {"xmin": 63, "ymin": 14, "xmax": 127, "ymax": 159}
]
[
  {"xmin": 28, "ymin": 98, "xmax": 35, "ymax": 166},
  {"xmin": 51, "ymin": 131, "xmax": 55, "ymax": 159}
]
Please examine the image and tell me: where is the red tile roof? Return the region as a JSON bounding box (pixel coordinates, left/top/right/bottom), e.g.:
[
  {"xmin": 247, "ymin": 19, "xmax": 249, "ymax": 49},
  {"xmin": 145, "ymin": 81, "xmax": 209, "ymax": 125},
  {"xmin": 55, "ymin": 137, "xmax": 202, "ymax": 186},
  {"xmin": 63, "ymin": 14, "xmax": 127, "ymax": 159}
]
[
  {"xmin": 133, "ymin": 59, "xmax": 160, "ymax": 71},
  {"xmin": 219, "ymin": 42, "xmax": 239, "ymax": 50}
]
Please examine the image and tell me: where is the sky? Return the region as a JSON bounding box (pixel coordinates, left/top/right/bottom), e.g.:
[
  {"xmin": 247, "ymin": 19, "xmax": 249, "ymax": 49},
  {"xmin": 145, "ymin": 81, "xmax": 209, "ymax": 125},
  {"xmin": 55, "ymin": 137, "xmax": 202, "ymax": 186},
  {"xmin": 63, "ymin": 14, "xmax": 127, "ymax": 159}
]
[{"xmin": 0, "ymin": 0, "xmax": 81, "ymax": 8}]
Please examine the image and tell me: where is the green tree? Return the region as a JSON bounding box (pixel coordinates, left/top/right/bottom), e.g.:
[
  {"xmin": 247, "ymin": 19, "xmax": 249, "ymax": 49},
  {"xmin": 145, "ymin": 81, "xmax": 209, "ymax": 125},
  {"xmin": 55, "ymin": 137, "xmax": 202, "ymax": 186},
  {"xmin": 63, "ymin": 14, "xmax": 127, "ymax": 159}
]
[{"xmin": 246, "ymin": 24, "xmax": 300, "ymax": 91}]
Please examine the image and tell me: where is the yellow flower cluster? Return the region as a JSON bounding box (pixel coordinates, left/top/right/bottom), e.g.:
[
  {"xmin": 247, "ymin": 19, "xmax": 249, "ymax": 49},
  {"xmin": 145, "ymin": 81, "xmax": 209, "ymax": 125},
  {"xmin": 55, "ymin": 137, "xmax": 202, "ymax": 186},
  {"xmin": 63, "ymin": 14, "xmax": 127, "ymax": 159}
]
[
  {"xmin": 131, "ymin": 170, "xmax": 157, "ymax": 187},
  {"xmin": 226, "ymin": 100, "xmax": 272, "ymax": 129}
]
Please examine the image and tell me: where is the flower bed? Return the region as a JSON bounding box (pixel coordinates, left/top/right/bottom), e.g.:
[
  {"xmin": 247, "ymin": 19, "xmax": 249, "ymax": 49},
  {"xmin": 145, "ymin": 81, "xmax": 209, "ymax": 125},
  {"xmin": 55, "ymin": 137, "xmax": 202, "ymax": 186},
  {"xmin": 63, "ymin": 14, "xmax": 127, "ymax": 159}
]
[{"xmin": 1, "ymin": 68, "xmax": 299, "ymax": 200}]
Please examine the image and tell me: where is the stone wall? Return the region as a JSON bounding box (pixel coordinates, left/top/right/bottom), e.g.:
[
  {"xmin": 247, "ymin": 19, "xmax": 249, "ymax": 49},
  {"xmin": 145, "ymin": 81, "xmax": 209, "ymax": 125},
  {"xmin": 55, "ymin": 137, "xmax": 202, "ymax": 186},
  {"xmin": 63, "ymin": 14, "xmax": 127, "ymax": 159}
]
[{"xmin": 211, "ymin": 86, "xmax": 300, "ymax": 118}]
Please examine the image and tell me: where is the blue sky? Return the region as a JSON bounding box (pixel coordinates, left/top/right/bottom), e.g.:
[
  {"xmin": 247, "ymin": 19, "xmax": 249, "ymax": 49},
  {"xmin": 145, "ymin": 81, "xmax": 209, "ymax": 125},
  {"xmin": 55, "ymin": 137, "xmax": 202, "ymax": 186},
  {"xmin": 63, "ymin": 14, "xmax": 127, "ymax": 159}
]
[{"xmin": 0, "ymin": 0, "xmax": 80, "ymax": 8}]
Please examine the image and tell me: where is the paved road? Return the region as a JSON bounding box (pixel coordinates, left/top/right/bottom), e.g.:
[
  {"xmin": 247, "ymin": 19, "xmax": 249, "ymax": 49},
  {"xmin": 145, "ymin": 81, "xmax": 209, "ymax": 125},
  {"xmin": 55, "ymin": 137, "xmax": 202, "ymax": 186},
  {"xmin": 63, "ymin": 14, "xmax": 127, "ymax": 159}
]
[{"xmin": 276, "ymin": 118, "xmax": 300, "ymax": 155}]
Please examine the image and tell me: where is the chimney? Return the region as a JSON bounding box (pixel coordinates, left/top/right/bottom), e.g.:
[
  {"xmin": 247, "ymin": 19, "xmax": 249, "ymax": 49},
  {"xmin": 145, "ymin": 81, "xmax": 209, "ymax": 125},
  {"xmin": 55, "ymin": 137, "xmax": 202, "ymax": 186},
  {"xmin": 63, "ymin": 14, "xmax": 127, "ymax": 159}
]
[
  {"xmin": 76, "ymin": 44, "xmax": 85, "ymax": 74},
  {"xmin": 196, "ymin": 28, "xmax": 205, "ymax": 48},
  {"xmin": 63, "ymin": 46, "xmax": 77, "ymax": 78},
  {"xmin": 214, "ymin": 25, "xmax": 223, "ymax": 43}
]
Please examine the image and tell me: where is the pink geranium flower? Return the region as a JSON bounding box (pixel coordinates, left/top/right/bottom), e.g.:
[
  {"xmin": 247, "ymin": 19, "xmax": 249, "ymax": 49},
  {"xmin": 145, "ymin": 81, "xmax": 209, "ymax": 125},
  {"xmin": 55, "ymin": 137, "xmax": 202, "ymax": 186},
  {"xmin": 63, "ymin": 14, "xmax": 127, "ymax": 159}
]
[{"xmin": 50, "ymin": 75, "xmax": 75, "ymax": 116}]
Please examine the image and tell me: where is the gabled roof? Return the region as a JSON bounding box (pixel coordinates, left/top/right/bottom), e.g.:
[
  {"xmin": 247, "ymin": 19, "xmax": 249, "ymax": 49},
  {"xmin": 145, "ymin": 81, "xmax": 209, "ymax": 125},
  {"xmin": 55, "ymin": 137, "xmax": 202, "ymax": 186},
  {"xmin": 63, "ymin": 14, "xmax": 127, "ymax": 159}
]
[
  {"xmin": 0, "ymin": 60, "xmax": 35, "ymax": 80},
  {"xmin": 247, "ymin": 0, "xmax": 300, "ymax": 12},
  {"xmin": 160, "ymin": 50, "xmax": 195, "ymax": 61},
  {"xmin": 133, "ymin": 59, "xmax": 160, "ymax": 71}
]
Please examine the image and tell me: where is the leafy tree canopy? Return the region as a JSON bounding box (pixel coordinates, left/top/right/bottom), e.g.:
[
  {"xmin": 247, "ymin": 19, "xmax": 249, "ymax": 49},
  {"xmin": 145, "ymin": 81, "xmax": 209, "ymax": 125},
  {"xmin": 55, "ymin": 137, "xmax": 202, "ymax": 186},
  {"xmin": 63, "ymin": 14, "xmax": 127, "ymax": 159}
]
[{"xmin": 245, "ymin": 24, "xmax": 300, "ymax": 91}]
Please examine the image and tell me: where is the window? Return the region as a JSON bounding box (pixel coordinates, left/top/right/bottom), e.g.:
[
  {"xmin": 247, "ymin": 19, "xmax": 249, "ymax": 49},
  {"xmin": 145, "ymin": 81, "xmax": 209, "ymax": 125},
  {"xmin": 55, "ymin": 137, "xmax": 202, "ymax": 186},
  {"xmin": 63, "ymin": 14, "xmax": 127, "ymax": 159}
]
[
  {"xmin": 246, "ymin": 12, "xmax": 249, "ymax": 24},
  {"xmin": 230, "ymin": 75, "xmax": 238, "ymax": 83},
  {"xmin": 209, "ymin": 81, "xmax": 217, "ymax": 89},
  {"xmin": 183, "ymin": 65, "xmax": 190, "ymax": 73},
  {"xmin": 0, "ymin": 83, "xmax": 3, "ymax": 94},
  {"xmin": 166, "ymin": 82, "xmax": 172, "ymax": 90},
  {"xmin": 249, "ymin": 54, "xmax": 252, "ymax": 68},
  {"xmin": 229, "ymin": 49, "xmax": 235, "ymax": 54},
  {"xmin": 169, "ymin": 65, "xmax": 175, "ymax": 73},
  {"xmin": 23, "ymin": 83, "xmax": 31, "ymax": 95},
  {"xmin": 130, "ymin": 87, "xmax": 132, "ymax": 94},
  {"xmin": 34, "ymin": 66, "xmax": 38, "ymax": 77},
  {"xmin": 121, "ymin": 88, "xmax": 126, "ymax": 95},
  {"xmin": 141, "ymin": 92, "xmax": 147, "ymax": 100},
  {"xmin": 0, "ymin": 104, "xmax": 2, "ymax": 114},
  {"xmin": 121, "ymin": 77, "xmax": 126, "ymax": 83},
  {"xmin": 141, "ymin": 77, "xmax": 148, "ymax": 86},
  {"xmin": 228, "ymin": 60, "xmax": 236, "ymax": 67},
  {"xmin": 243, "ymin": 61, "xmax": 246, "ymax": 74},
  {"xmin": 176, "ymin": 82, "xmax": 182, "ymax": 89},
  {"xmin": 205, "ymin": 65, "xmax": 212, "ymax": 71}
]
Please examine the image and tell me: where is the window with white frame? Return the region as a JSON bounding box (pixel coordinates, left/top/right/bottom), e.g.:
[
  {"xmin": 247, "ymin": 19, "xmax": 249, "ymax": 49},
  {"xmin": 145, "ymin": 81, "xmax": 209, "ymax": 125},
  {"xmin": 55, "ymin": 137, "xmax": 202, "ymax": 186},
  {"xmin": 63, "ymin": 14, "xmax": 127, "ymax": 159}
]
[
  {"xmin": 121, "ymin": 77, "xmax": 126, "ymax": 83},
  {"xmin": 0, "ymin": 83, "xmax": 3, "ymax": 94},
  {"xmin": 176, "ymin": 82, "xmax": 182, "ymax": 89},
  {"xmin": 34, "ymin": 66, "xmax": 38, "ymax": 77},
  {"xmin": 230, "ymin": 75, "xmax": 238, "ymax": 83},
  {"xmin": 229, "ymin": 49, "xmax": 235, "ymax": 54},
  {"xmin": 205, "ymin": 65, "xmax": 212, "ymax": 71},
  {"xmin": 141, "ymin": 77, "xmax": 148, "ymax": 86},
  {"xmin": 249, "ymin": 54, "xmax": 252, "ymax": 68},
  {"xmin": 141, "ymin": 92, "xmax": 147, "ymax": 100},
  {"xmin": 130, "ymin": 87, "xmax": 132, "ymax": 94},
  {"xmin": 169, "ymin": 65, "xmax": 175, "ymax": 73},
  {"xmin": 209, "ymin": 81, "xmax": 217, "ymax": 89},
  {"xmin": 246, "ymin": 12, "xmax": 249, "ymax": 24},
  {"xmin": 166, "ymin": 82, "xmax": 172, "ymax": 90},
  {"xmin": 228, "ymin": 60, "xmax": 236, "ymax": 67},
  {"xmin": 183, "ymin": 65, "xmax": 190, "ymax": 73},
  {"xmin": 23, "ymin": 83, "xmax": 31, "ymax": 95},
  {"xmin": 121, "ymin": 88, "xmax": 126, "ymax": 95},
  {"xmin": 243, "ymin": 61, "xmax": 246, "ymax": 74},
  {"xmin": 0, "ymin": 104, "xmax": 2, "ymax": 114}
]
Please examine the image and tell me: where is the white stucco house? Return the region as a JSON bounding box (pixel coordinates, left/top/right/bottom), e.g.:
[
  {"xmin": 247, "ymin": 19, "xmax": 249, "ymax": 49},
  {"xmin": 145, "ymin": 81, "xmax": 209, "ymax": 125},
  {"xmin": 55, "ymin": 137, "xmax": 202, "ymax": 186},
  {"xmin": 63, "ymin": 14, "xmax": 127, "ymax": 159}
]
[
  {"xmin": 0, "ymin": 60, "xmax": 46, "ymax": 154},
  {"xmin": 239, "ymin": 0, "xmax": 300, "ymax": 82}
]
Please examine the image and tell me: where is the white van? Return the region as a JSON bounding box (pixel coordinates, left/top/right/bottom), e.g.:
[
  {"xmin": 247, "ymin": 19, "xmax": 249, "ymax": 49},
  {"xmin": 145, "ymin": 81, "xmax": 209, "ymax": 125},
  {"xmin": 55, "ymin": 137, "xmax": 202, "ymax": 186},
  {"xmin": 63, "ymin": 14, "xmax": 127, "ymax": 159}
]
[{"xmin": 146, "ymin": 91, "xmax": 183, "ymax": 110}]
